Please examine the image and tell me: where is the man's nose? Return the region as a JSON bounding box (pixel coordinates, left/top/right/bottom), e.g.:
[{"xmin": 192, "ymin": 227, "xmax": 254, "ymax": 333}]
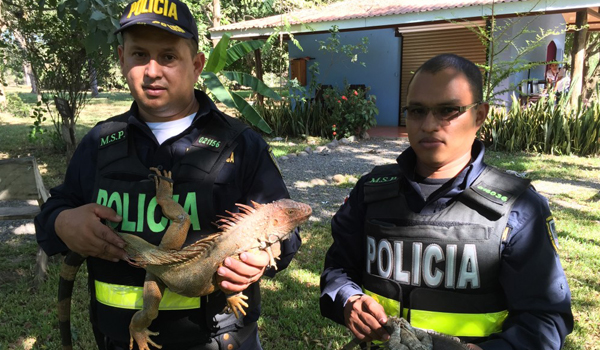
[
  {"xmin": 145, "ymin": 59, "xmax": 162, "ymax": 79},
  {"xmin": 421, "ymin": 109, "xmax": 440, "ymax": 132}
]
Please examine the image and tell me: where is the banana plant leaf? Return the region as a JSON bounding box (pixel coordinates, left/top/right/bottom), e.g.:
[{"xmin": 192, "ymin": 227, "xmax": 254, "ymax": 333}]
[
  {"xmin": 201, "ymin": 71, "xmax": 236, "ymax": 109},
  {"xmin": 204, "ymin": 33, "xmax": 230, "ymax": 73},
  {"xmin": 222, "ymin": 71, "xmax": 281, "ymax": 100},
  {"xmin": 231, "ymin": 91, "xmax": 273, "ymax": 134},
  {"xmin": 226, "ymin": 40, "xmax": 265, "ymax": 66}
]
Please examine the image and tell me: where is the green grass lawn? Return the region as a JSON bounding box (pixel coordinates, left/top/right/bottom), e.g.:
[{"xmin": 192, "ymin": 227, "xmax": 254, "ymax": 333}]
[{"xmin": 1, "ymin": 88, "xmax": 599, "ymax": 350}]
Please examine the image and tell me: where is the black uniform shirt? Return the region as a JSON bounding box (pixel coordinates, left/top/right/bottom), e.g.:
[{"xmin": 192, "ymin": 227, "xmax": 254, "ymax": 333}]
[
  {"xmin": 320, "ymin": 140, "xmax": 573, "ymax": 350},
  {"xmin": 35, "ymin": 90, "xmax": 300, "ymax": 274}
]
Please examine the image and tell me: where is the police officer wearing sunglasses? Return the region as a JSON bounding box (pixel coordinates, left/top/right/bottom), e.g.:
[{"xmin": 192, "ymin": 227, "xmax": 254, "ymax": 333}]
[
  {"xmin": 320, "ymin": 54, "xmax": 573, "ymax": 349},
  {"xmin": 35, "ymin": 1, "xmax": 300, "ymax": 349}
]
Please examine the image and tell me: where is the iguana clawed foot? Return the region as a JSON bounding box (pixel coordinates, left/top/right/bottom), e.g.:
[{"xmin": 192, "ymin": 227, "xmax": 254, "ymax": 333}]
[
  {"xmin": 226, "ymin": 292, "xmax": 249, "ymax": 318},
  {"xmin": 129, "ymin": 327, "xmax": 162, "ymax": 350}
]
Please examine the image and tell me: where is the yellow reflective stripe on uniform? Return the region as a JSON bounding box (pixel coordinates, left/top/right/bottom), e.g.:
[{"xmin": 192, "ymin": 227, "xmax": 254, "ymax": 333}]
[
  {"xmin": 364, "ymin": 289, "xmax": 401, "ymax": 317},
  {"xmin": 410, "ymin": 309, "xmax": 508, "ymax": 337},
  {"xmin": 363, "ymin": 289, "xmax": 506, "ymax": 337},
  {"xmin": 95, "ymin": 281, "xmax": 200, "ymax": 310}
]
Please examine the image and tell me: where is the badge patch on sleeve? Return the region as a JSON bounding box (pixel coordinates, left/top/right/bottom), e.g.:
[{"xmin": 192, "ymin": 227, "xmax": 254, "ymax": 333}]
[
  {"xmin": 268, "ymin": 147, "xmax": 282, "ymax": 176},
  {"xmin": 546, "ymin": 217, "xmax": 559, "ymax": 252}
]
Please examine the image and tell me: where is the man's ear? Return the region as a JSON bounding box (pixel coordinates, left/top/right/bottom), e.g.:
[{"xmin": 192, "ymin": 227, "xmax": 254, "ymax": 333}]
[
  {"xmin": 117, "ymin": 45, "xmax": 125, "ymax": 75},
  {"xmin": 193, "ymin": 52, "xmax": 206, "ymax": 79},
  {"xmin": 475, "ymin": 102, "xmax": 490, "ymax": 127}
]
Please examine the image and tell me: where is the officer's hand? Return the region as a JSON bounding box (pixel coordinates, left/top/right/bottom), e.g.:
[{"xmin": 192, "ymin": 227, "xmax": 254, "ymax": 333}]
[
  {"xmin": 55, "ymin": 204, "xmax": 127, "ymax": 262},
  {"xmin": 344, "ymin": 294, "xmax": 390, "ymax": 343},
  {"xmin": 466, "ymin": 344, "xmax": 483, "ymax": 350},
  {"xmin": 217, "ymin": 251, "xmax": 270, "ymax": 293}
]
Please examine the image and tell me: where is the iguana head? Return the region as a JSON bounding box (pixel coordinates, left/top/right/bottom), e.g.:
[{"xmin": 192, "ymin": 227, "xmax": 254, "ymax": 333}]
[{"xmin": 260, "ymin": 199, "xmax": 312, "ymax": 243}]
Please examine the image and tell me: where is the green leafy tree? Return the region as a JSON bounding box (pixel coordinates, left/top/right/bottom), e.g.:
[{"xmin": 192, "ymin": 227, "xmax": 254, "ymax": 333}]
[
  {"xmin": 2, "ymin": 0, "xmax": 122, "ymax": 160},
  {"xmin": 448, "ymin": 1, "xmax": 566, "ymax": 105},
  {"xmin": 201, "ymin": 33, "xmax": 282, "ymax": 133}
]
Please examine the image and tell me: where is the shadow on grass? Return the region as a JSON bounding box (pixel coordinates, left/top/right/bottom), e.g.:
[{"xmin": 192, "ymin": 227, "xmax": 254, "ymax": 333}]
[
  {"xmin": 259, "ymin": 224, "xmax": 350, "ymax": 350},
  {"xmin": 486, "ymin": 152, "xmax": 600, "ymax": 176}
]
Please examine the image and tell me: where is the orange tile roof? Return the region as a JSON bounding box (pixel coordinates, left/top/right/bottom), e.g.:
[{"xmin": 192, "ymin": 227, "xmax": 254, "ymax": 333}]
[{"xmin": 211, "ymin": 0, "xmax": 522, "ymax": 32}]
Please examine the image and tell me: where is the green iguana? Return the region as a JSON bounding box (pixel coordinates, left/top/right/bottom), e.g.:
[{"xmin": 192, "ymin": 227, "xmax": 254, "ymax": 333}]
[
  {"xmin": 58, "ymin": 167, "xmax": 312, "ymax": 350},
  {"xmin": 342, "ymin": 316, "xmax": 470, "ymax": 350}
]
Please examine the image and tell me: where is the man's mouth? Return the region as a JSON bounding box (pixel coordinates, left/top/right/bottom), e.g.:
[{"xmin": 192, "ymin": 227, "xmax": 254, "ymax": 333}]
[
  {"xmin": 143, "ymin": 85, "xmax": 166, "ymax": 96},
  {"xmin": 419, "ymin": 137, "xmax": 444, "ymax": 148}
]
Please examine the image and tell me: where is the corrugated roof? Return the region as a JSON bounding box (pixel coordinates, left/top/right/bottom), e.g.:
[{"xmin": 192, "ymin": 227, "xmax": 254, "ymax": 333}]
[{"xmin": 210, "ymin": 0, "xmax": 521, "ymax": 32}]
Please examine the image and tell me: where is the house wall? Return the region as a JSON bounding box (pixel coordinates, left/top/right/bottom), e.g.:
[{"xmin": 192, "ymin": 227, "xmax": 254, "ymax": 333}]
[
  {"xmin": 286, "ymin": 13, "xmax": 567, "ymax": 125},
  {"xmin": 493, "ymin": 14, "xmax": 567, "ymax": 105},
  {"xmin": 288, "ymin": 28, "xmax": 402, "ymax": 126}
]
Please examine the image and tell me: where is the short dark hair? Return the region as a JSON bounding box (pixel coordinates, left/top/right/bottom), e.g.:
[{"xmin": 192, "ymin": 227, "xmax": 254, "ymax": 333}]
[{"xmin": 408, "ymin": 54, "xmax": 484, "ymax": 102}]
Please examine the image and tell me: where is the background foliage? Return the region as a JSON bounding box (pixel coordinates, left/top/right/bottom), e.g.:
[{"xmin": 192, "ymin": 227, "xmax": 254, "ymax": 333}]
[{"xmin": 480, "ymin": 90, "xmax": 600, "ymax": 157}]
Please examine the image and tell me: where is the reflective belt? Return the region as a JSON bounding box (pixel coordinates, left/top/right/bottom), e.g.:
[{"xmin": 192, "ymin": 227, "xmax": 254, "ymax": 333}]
[
  {"xmin": 411, "ymin": 309, "xmax": 507, "ymax": 337},
  {"xmin": 95, "ymin": 281, "xmax": 201, "ymax": 310},
  {"xmin": 364, "ymin": 289, "xmax": 408, "ymax": 319},
  {"xmin": 365, "ymin": 289, "xmax": 506, "ymax": 337}
]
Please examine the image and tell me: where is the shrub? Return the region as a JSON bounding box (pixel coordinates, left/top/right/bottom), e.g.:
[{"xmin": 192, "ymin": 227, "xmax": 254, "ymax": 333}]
[
  {"xmin": 480, "ymin": 93, "xmax": 600, "ymax": 156},
  {"xmin": 4, "ymin": 94, "xmax": 30, "ymax": 118},
  {"xmin": 252, "ymin": 97, "xmax": 337, "ymax": 139},
  {"xmin": 322, "ymin": 85, "xmax": 378, "ymax": 139}
]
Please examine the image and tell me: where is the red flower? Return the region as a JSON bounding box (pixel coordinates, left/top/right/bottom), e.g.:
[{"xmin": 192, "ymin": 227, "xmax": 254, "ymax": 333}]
[
  {"xmin": 333, "ymin": 131, "xmax": 337, "ymax": 136},
  {"xmin": 332, "ymin": 124, "xmax": 336, "ymax": 128},
  {"xmin": 342, "ymin": 96, "xmax": 348, "ymax": 100},
  {"xmin": 353, "ymin": 90, "xmax": 358, "ymax": 96},
  {"xmin": 337, "ymin": 100, "xmax": 341, "ymax": 103}
]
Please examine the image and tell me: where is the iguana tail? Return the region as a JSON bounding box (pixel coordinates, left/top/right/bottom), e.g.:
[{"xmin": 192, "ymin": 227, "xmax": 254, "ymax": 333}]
[
  {"xmin": 121, "ymin": 232, "xmax": 222, "ymax": 267},
  {"xmin": 58, "ymin": 251, "xmax": 86, "ymax": 350}
]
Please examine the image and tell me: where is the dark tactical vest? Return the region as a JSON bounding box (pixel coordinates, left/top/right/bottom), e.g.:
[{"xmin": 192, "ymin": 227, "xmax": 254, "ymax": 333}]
[
  {"xmin": 362, "ymin": 164, "xmax": 530, "ymax": 341},
  {"xmin": 88, "ymin": 110, "xmax": 250, "ymax": 345}
]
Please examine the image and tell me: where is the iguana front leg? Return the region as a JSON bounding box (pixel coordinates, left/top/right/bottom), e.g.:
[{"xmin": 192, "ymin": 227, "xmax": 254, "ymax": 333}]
[
  {"xmin": 149, "ymin": 167, "xmax": 191, "ymax": 251},
  {"xmin": 129, "ymin": 273, "xmax": 165, "ymax": 350}
]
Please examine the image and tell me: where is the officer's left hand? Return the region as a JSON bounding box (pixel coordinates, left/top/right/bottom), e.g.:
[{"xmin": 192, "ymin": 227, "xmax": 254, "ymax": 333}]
[
  {"xmin": 217, "ymin": 250, "xmax": 270, "ymax": 293},
  {"xmin": 466, "ymin": 344, "xmax": 483, "ymax": 350}
]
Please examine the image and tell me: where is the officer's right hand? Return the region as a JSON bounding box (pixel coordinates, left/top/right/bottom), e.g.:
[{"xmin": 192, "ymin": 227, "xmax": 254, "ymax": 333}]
[
  {"xmin": 55, "ymin": 204, "xmax": 127, "ymax": 262},
  {"xmin": 344, "ymin": 294, "xmax": 390, "ymax": 343}
]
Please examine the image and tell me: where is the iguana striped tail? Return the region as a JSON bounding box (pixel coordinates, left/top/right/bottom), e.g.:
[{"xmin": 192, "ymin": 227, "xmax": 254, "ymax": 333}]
[
  {"xmin": 121, "ymin": 232, "xmax": 222, "ymax": 267},
  {"xmin": 58, "ymin": 251, "xmax": 87, "ymax": 350}
]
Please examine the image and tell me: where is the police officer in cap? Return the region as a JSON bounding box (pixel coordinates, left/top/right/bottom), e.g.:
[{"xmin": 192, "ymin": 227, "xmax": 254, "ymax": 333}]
[
  {"xmin": 320, "ymin": 54, "xmax": 573, "ymax": 349},
  {"xmin": 35, "ymin": 0, "xmax": 300, "ymax": 349}
]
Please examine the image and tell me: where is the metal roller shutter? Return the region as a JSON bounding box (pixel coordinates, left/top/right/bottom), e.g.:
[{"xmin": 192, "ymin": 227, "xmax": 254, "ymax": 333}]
[{"xmin": 400, "ymin": 27, "xmax": 488, "ymax": 125}]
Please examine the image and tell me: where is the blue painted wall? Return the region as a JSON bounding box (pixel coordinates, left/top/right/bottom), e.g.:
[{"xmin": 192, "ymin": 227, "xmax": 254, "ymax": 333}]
[
  {"xmin": 288, "ymin": 28, "xmax": 402, "ymax": 126},
  {"xmin": 287, "ymin": 14, "xmax": 566, "ymax": 120}
]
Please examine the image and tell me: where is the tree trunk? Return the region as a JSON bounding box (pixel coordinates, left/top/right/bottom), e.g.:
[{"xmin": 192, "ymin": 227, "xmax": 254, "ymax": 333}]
[
  {"xmin": 13, "ymin": 30, "xmax": 39, "ymax": 94},
  {"xmin": 212, "ymin": 0, "xmax": 221, "ymax": 47},
  {"xmin": 254, "ymin": 49, "xmax": 264, "ymax": 106},
  {"xmin": 22, "ymin": 62, "xmax": 31, "ymax": 86},
  {"xmin": 569, "ymin": 10, "xmax": 588, "ymax": 106},
  {"xmin": 582, "ymin": 33, "xmax": 599, "ymax": 102},
  {"xmin": 90, "ymin": 64, "xmax": 99, "ymax": 97}
]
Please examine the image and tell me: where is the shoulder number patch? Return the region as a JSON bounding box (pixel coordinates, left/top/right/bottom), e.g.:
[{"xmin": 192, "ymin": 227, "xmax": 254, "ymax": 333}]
[{"xmin": 546, "ymin": 217, "xmax": 559, "ymax": 252}]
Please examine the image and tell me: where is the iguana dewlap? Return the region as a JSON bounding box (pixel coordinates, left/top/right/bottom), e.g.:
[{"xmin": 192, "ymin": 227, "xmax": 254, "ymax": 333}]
[{"xmin": 58, "ymin": 168, "xmax": 311, "ymax": 350}]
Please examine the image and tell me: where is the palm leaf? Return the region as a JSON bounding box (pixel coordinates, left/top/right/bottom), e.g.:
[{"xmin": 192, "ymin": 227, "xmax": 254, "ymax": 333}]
[
  {"xmin": 222, "ymin": 71, "xmax": 281, "ymax": 100},
  {"xmin": 226, "ymin": 40, "xmax": 264, "ymax": 66},
  {"xmin": 231, "ymin": 91, "xmax": 272, "ymax": 134},
  {"xmin": 201, "ymin": 71, "xmax": 236, "ymax": 109},
  {"xmin": 204, "ymin": 33, "xmax": 231, "ymax": 73}
]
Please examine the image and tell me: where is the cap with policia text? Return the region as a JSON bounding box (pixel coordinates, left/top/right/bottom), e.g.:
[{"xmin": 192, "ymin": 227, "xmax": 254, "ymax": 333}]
[{"xmin": 115, "ymin": 0, "xmax": 199, "ymax": 42}]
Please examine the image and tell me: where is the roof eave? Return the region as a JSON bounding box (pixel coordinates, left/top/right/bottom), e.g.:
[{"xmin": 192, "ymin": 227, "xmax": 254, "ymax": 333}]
[{"xmin": 209, "ymin": 0, "xmax": 597, "ymax": 40}]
